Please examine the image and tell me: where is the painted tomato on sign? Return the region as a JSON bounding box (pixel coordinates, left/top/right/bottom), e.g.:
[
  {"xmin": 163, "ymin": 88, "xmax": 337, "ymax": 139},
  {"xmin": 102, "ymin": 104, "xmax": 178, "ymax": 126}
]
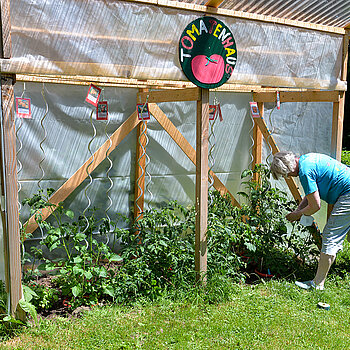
[{"xmin": 179, "ymin": 16, "xmax": 237, "ymax": 89}]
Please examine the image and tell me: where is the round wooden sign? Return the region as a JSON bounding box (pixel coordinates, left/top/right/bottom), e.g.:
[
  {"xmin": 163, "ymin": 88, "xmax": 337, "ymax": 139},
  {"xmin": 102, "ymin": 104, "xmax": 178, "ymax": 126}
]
[{"xmin": 179, "ymin": 16, "xmax": 237, "ymax": 89}]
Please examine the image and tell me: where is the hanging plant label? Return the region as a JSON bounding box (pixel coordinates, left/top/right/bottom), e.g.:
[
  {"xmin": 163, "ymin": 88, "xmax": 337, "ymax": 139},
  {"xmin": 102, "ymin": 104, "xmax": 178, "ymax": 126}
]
[
  {"xmin": 85, "ymin": 84, "xmax": 101, "ymax": 107},
  {"xmin": 209, "ymin": 105, "xmax": 217, "ymax": 120},
  {"xmin": 249, "ymin": 102, "xmax": 260, "ymax": 118},
  {"xmin": 276, "ymin": 91, "xmax": 280, "ymax": 110},
  {"xmin": 96, "ymin": 101, "xmax": 108, "ymax": 120},
  {"xmin": 179, "ymin": 16, "xmax": 237, "ymax": 89},
  {"xmin": 217, "ymin": 103, "xmax": 223, "ymax": 122},
  {"xmin": 16, "ymin": 97, "xmax": 32, "ymax": 118},
  {"xmin": 137, "ymin": 103, "xmax": 150, "ymax": 120}
]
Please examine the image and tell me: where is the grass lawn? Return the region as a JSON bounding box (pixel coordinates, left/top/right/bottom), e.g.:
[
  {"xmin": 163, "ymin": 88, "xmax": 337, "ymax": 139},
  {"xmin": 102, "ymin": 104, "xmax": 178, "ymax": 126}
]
[{"xmin": 1, "ymin": 275, "xmax": 350, "ymax": 350}]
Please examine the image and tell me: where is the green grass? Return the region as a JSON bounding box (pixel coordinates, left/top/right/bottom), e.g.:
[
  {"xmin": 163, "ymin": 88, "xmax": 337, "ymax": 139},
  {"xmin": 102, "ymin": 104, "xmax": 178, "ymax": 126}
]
[{"xmin": 1, "ymin": 275, "xmax": 350, "ymax": 350}]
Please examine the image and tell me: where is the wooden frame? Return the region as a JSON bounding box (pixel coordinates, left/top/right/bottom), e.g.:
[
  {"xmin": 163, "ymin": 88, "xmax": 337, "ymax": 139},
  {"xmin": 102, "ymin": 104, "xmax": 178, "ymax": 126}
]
[{"xmin": 0, "ymin": 0, "xmax": 347, "ymax": 317}]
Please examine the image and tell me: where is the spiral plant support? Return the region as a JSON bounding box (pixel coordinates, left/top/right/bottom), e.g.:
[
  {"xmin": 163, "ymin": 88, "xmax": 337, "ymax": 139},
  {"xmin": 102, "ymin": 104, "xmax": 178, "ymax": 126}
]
[
  {"xmin": 15, "ymin": 84, "xmax": 25, "ymax": 263},
  {"xmin": 208, "ymin": 94, "xmax": 219, "ymax": 204},
  {"xmin": 81, "ymin": 110, "xmax": 96, "ymax": 246},
  {"xmin": 135, "ymin": 99, "xmax": 153, "ymax": 223},
  {"xmin": 36, "ymin": 83, "xmax": 50, "ymax": 241},
  {"xmin": 103, "ymin": 90, "xmax": 113, "ymax": 244}
]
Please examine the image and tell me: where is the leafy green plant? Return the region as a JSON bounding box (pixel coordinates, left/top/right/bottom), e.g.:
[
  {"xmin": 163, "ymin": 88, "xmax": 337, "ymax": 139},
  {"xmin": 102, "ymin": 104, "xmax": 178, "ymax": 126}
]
[
  {"xmin": 20, "ymin": 165, "xmax": 318, "ymax": 314},
  {"xmin": 237, "ymin": 164, "xmax": 317, "ymax": 276},
  {"xmin": 21, "ymin": 189, "xmax": 123, "ymax": 310},
  {"xmin": 341, "ymin": 150, "xmax": 350, "ymax": 166}
]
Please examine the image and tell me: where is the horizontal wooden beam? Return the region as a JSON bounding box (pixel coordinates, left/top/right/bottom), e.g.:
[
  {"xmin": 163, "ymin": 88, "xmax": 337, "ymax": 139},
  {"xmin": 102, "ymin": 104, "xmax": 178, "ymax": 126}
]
[
  {"xmin": 17, "ymin": 74, "xmax": 329, "ymax": 93},
  {"xmin": 253, "ymin": 91, "xmax": 341, "ymax": 103},
  {"xmin": 124, "ymin": 0, "xmax": 345, "ymax": 34},
  {"xmin": 24, "ymin": 111, "xmax": 140, "ymax": 234},
  {"xmin": 137, "ymin": 87, "xmax": 201, "ymax": 103},
  {"xmin": 205, "ymin": 0, "xmax": 224, "ymax": 8},
  {"xmin": 148, "ymin": 103, "xmax": 241, "ymax": 208}
]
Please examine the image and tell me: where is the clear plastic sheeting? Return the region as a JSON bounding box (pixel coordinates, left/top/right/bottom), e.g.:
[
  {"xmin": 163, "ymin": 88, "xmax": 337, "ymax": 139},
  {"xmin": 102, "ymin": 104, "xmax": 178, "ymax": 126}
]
[
  {"xmin": 5, "ymin": 0, "xmax": 346, "ymax": 90},
  {"xmin": 14, "ymin": 82, "xmax": 252, "ymax": 245},
  {"xmin": 261, "ymin": 101, "xmax": 334, "ymax": 230}
]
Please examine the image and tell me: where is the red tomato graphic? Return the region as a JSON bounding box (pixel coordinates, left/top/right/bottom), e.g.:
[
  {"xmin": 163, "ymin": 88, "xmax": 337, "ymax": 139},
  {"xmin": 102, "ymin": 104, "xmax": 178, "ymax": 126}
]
[{"xmin": 191, "ymin": 54, "xmax": 225, "ymax": 84}]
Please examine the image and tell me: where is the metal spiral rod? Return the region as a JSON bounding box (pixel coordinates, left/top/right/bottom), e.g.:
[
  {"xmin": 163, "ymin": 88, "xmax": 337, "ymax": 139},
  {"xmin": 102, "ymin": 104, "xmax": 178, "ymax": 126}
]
[
  {"xmin": 82, "ymin": 110, "xmax": 96, "ymax": 244},
  {"xmin": 36, "ymin": 83, "xmax": 49, "ymax": 241},
  {"xmin": 135, "ymin": 101, "xmax": 152, "ymax": 222},
  {"xmin": 38, "ymin": 83, "xmax": 49, "ymax": 191},
  {"xmin": 103, "ymin": 99, "xmax": 113, "ymax": 245},
  {"xmin": 248, "ymin": 95, "xmax": 255, "ymax": 175},
  {"xmin": 265, "ymin": 105, "xmax": 277, "ymax": 165},
  {"xmin": 15, "ymin": 87, "xmax": 24, "ymax": 257},
  {"xmin": 144, "ymin": 135, "xmax": 153, "ymax": 211},
  {"xmin": 208, "ymin": 95, "xmax": 218, "ymax": 204}
]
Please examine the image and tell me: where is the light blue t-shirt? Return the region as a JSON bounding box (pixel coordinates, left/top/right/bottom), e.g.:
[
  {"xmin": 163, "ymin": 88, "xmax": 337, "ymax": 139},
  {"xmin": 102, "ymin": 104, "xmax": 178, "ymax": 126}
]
[{"xmin": 299, "ymin": 153, "xmax": 350, "ymax": 204}]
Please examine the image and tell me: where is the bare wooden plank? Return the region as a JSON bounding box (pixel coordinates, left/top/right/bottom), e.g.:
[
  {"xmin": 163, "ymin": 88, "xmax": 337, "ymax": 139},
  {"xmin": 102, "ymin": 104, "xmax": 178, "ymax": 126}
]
[
  {"xmin": 252, "ymin": 102, "xmax": 263, "ymax": 183},
  {"xmin": 137, "ymin": 88, "xmax": 201, "ymax": 104},
  {"xmin": 147, "ymin": 103, "xmax": 240, "ymax": 207},
  {"xmin": 205, "ymin": 0, "xmax": 224, "ymax": 7},
  {"xmin": 342, "ymin": 30, "xmax": 349, "ymax": 81},
  {"xmin": 331, "ymin": 92, "xmax": 345, "ymax": 160},
  {"xmin": 1, "ymin": 78, "xmax": 23, "ymax": 317},
  {"xmin": 0, "ymin": 0, "xmax": 11, "ymax": 58},
  {"xmin": 15, "ymin": 74, "xmax": 347, "ymax": 93},
  {"xmin": 24, "ymin": 111, "xmax": 141, "ymax": 234},
  {"xmin": 253, "ymin": 91, "xmax": 340, "ymax": 103},
  {"xmin": 195, "ymin": 88, "xmax": 209, "ymax": 283}
]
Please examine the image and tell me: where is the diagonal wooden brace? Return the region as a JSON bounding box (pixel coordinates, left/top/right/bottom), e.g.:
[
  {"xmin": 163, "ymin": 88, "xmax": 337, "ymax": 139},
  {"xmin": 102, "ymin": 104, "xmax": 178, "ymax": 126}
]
[
  {"xmin": 148, "ymin": 103, "xmax": 240, "ymax": 208},
  {"xmin": 24, "ymin": 110, "xmax": 141, "ymax": 235}
]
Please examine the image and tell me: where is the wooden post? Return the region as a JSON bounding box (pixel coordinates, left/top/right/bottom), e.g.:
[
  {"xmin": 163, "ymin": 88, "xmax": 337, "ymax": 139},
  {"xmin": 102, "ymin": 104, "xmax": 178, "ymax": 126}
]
[
  {"xmin": 0, "ymin": 0, "xmax": 24, "ymax": 319},
  {"xmin": 331, "ymin": 93, "xmax": 345, "ymax": 160},
  {"xmin": 195, "ymin": 88, "xmax": 209, "ymax": 283},
  {"xmin": 0, "ymin": 77, "xmax": 24, "ymax": 318},
  {"xmin": 134, "ymin": 90, "xmax": 148, "ymax": 224},
  {"xmin": 252, "ymin": 102, "xmax": 263, "ymax": 183}
]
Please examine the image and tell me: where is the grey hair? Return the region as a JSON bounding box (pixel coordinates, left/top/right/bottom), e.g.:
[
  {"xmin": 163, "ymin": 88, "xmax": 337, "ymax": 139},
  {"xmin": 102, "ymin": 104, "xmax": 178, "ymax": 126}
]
[{"xmin": 270, "ymin": 151, "xmax": 297, "ymax": 180}]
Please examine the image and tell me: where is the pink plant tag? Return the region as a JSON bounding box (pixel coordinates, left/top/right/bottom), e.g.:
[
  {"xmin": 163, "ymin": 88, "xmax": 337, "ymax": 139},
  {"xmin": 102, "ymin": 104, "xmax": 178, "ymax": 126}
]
[
  {"xmin": 16, "ymin": 97, "xmax": 32, "ymax": 118},
  {"xmin": 249, "ymin": 102, "xmax": 260, "ymax": 118},
  {"xmin": 96, "ymin": 101, "xmax": 108, "ymax": 120},
  {"xmin": 137, "ymin": 103, "xmax": 150, "ymax": 120},
  {"xmin": 85, "ymin": 84, "xmax": 101, "ymax": 107},
  {"xmin": 209, "ymin": 105, "xmax": 216, "ymax": 120}
]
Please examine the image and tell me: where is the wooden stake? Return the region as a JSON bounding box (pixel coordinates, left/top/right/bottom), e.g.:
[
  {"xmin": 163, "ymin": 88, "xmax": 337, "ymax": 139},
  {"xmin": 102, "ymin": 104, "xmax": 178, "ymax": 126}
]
[
  {"xmin": 331, "ymin": 92, "xmax": 345, "ymax": 160},
  {"xmin": 0, "ymin": 78, "xmax": 24, "ymax": 318},
  {"xmin": 195, "ymin": 88, "xmax": 209, "ymax": 283}
]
